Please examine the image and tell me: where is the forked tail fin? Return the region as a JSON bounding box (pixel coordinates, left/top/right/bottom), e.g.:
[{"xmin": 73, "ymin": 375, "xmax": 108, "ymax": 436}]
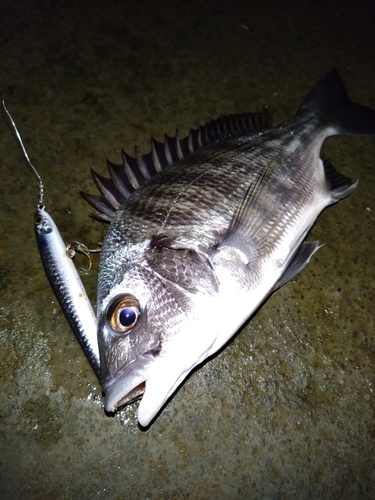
[{"xmin": 298, "ymin": 69, "xmax": 375, "ymax": 136}]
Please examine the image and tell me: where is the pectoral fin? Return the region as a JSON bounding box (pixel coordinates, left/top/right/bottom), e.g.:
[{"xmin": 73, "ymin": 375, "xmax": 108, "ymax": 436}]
[{"xmin": 218, "ymin": 156, "xmax": 281, "ymax": 263}]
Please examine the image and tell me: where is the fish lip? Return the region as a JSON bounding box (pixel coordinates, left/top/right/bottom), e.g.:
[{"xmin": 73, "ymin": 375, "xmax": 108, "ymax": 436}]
[{"xmin": 103, "ymin": 348, "xmax": 159, "ymax": 413}]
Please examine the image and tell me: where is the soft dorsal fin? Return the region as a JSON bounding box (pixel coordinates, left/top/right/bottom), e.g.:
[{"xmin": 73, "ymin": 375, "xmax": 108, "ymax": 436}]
[
  {"xmin": 80, "ymin": 111, "xmax": 272, "ymax": 222},
  {"xmin": 322, "ymin": 157, "xmax": 358, "ymax": 203}
]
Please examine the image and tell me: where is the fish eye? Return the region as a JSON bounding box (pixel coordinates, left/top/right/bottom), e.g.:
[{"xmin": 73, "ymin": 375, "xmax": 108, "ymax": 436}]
[{"xmin": 107, "ymin": 295, "xmax": 140, "ymax": 334}]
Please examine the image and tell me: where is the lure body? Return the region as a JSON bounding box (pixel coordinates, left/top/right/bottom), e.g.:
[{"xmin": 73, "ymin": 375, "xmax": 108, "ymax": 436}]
[{"xmin": 34, "ymin": 206, "xmax": 101, "ymax": 379}]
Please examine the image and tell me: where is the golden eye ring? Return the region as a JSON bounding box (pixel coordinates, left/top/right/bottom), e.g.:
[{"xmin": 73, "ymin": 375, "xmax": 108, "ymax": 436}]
[{"xmin": 107, "ymin": 295, "xmax": 140, "ymax": 334}]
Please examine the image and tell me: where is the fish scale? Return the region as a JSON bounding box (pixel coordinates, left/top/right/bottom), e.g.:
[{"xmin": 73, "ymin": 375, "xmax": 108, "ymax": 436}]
[{"xmin": 106, "ymin": 130, "xmax": 312, "ymax": 259}]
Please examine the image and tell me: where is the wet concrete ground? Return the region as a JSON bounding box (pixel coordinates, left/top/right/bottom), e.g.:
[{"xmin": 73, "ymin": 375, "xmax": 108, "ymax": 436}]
[{"xmin": 0, "ymin": 0, "xmax": 375, "ymax": 498}]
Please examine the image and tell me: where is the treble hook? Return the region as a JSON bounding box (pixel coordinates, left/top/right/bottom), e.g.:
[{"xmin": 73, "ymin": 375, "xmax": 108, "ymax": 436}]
[{"xmin": 66, "ymin": 241, "xmax": 102, "ymax": 272}]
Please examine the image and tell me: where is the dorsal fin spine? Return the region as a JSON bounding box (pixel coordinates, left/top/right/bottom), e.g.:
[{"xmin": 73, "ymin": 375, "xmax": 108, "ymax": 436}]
[
  {"xmin": 151, "ymin": 137, "xmax": 167, "ymax": 172},
  {"xmin": 163, "ymin": 134, "xmax": 173, "ymax": 165},
  {"xmin": 107, "ymin": 161, "xmax": 132, "ymax": 198},
  {"xmin": 175, "ymin": 130, "xmax": 184, "ymax": 160},
  {"xmin": 81, "ymin": 111, "xmax": 272, "ymax": 222},
  {"xmin": 122, "ymin": 149, "xmax": 141, "ymax": 189},
  {"xmin": 188, "ymin": 131, "xmax": 194, "ymax": 154},
  {"xmin": 135, "ymin": 146, "xmax": 151, "ymax": 180},
  {"xmin": 91, "ymin": 169, "xmax": 122, "ymax": 209}
]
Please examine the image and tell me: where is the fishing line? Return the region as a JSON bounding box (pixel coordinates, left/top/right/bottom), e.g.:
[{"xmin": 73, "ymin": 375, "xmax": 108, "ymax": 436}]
[{"xmin": 1, "ymin": 94, "xmax": 45, "ymax": 208}]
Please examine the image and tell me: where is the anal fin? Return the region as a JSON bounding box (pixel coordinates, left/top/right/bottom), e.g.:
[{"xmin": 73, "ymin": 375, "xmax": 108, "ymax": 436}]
[{"xmin": 272, "ymin": 240, "xmax": 321, "ymax": 291}]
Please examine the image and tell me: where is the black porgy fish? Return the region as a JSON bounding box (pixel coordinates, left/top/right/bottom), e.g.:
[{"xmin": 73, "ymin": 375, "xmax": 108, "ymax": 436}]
[{"xmin": 82, "ymin": 70, "xmax": 375, "ymax": 426}]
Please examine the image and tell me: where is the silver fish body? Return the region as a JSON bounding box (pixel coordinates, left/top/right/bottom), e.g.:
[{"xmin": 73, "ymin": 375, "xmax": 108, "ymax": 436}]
[{"xmin": 84, "ymin": 70, "xmax": 375, "ymax": 426}]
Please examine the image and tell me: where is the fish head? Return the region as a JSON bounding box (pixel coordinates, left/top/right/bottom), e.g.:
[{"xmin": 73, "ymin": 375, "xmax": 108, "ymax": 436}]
[{"xmin": 97, "ymin": 242, "xmax": 220, "ymax": 426}]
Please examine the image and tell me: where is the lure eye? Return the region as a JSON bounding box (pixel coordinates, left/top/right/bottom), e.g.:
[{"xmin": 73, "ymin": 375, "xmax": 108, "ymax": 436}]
[
  {"xmin": 107, "ymin": 295, "xmax": 140, "ymax": 334},
  {"xmin": 35, "ymin": 215, "xmax": 43, "ymax": 225}
]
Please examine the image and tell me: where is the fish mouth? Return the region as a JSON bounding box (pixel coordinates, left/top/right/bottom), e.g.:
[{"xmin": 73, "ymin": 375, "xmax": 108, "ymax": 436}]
[{"xmin": 103, "ymin": 349, "xmax": 158, "ymax": 413}]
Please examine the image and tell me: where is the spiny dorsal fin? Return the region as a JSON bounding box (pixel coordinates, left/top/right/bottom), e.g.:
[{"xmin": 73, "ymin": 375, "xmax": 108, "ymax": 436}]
[{"xmin": 80, "ymin": 111, "xmax": 272, "ymax": 222}]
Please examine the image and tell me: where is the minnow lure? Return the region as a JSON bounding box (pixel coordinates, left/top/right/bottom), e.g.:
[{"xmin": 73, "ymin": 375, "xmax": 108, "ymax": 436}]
[{"xmin": 2, "ymin": 96, "xmax": 101, "ymax": 380}]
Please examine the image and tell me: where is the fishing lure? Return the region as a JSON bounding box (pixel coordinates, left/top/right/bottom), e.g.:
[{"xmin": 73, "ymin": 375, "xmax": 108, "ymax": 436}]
[{"xmin": 2, "ymin": 96, "xmax": 101, "ymax": 380}]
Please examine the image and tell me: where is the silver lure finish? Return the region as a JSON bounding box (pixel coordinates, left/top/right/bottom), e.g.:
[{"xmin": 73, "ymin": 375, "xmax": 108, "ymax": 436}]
[{"xmin": 34, "ymin": 206, "xmax": 100, "ymax": 379}]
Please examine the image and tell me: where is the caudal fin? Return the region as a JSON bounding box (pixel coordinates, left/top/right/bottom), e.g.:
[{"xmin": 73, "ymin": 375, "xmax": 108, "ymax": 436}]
[{"xmin": 298, "ymin": 69, "xmax": 375, "ymax": 136}]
